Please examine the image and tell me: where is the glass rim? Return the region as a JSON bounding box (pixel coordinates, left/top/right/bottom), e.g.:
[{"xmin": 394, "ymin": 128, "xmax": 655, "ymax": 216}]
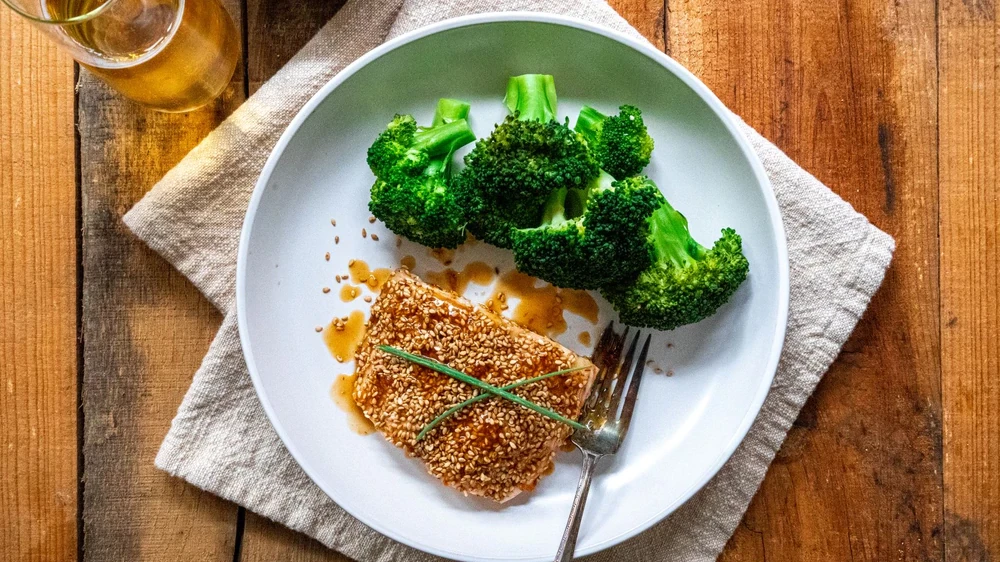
[{"xmin": 0, "ymin": 0, "xmax": 117, "ymax": 24}]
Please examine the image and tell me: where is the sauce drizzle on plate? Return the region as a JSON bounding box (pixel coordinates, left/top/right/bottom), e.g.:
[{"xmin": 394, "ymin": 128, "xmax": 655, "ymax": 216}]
[
  {"xmin": 348, "ymin": 259, "xmax": 392, "ymax": 291},
  {"xmin": 330, "ymin": 374, "xmax": 375, "ymax": 435},
  {"xmin": 485, "ymin": 270, "xmax": 599, "ymax": 338},
  {"xmin": 323, "ymin": 310, "xmax": 366, "ymax": 363},
  {"xmin": 424, "ymin": 261, "xmax": 495, "ymax": 294}
]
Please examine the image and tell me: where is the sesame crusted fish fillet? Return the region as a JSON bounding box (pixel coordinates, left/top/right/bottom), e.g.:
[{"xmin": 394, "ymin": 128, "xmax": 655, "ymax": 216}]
[{"xmin": 353, "ymin": 269, "xmax": 597, "ymax": 502}]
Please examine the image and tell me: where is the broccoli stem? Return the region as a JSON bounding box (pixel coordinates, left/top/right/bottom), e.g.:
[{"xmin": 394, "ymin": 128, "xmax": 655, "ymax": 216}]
[
  {"xmin": 648, "ymin": 200, "xmax": 708, "ymax": 268},
  {"xmin": 574, "ymin": 105, "xmax": 606, "ymax": 146},
  {"xmin": 575, "ymin": 169, "xmax": 616, "ymax": 215},
  {"xmin": 539, "ymin": 188, "xmax": 569, "ymax": 226},
  {"xmin": 432, "ymin": 98, "xmax": 471, "ymax": 126},
  {"xmin": 412, "ymin": 118, "xmax": 476, "ymax": 158},
  {"xmin": 504, "ymin": 74, "xmax": 558, "ymax": 122}
]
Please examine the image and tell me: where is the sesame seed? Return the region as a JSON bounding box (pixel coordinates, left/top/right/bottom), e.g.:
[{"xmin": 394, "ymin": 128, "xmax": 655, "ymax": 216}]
[
  {"xmin": 322, "ymin": 287, "xmax": 331, "ymax": 293},
  {"xmin": 369, "ymin": 216, "xmax": 376, "ymax": 224},
  {"xmin": 351, "ymin": 270, "xmax": 596, "ymax": 501},
  {"xmin": 335, "ymin": 236, "xmax": 340, "ymax": 244},
  {"xmin": 331, "ymin": 219, "xmax": 336, "ymax": 226},
  {"xmin": 315, "ymin": 326, "xmax": 323, "ymax": 332},
  {"xmin": 371, "ymin": 234, "xmax": 379, "ymax": 241},
  {"xmin": 325, "ymin": 252, "xmax": 330, "ymax": 261},
  {"xmin": 364, "ymin": 296, "xmax": 373, "ymax": 303},
  {"xmin": 362, "ymin": 228, "xmax": 367, "ymax": 238}
]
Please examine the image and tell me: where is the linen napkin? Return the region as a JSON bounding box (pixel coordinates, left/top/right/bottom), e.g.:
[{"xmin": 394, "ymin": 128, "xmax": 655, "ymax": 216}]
[{"xmin": 123, "ymin": 0, "xmax": 896, "ymax": 560}]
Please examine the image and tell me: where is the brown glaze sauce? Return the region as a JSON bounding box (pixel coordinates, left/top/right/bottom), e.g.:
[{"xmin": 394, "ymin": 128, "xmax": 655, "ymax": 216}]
[
  {"xmin": 339, "ymin": 284, "xmax": 361, "ymax": 302},
  {"xmin": 348, "ymin": 259, "xmax": 392, "ymax": 291},
  {"xmin": 485, "ymin": 270, "xmax": 599, "ymax": 339},
  {"xmin": 578, "ymin": 331, "xmax": 592, "ymax": 347},
  {"xmin": 399, "ymin": 255, "xmax": 417, "ymax": 270},
  {"xmin": 428, "ymin": 247, "xmax": 456, "ymax": 265},
  {"xmin": 424, "ymin": 261, "xmax": 496, "ymax": 295},
  {"xmin": 323, "ymin": 310, "xmax": 366, "ymax": 363},
  {"xmin": 330, "ymin": 374, "xmax": 375, "ymax": 435}
]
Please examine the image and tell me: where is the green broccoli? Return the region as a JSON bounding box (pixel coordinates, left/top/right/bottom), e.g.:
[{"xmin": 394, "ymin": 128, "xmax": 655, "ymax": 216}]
[
  {"xmin": 366, "ymin": 98, "xmax": 479, "ymax": 249},
  {"xmin": 510, "ymin": 173, "xmax": 662, "ymax": 289},
  {"xmin": 463, "ymin": 75, "xmax": 599, "ymax": 248},
  {"xmin": 601, "ymin": 190, "xmax": 749, "ymax": 330},
  {"xmin": 575, "ymin": 105, "xmax": 654, "ymax": 180}
]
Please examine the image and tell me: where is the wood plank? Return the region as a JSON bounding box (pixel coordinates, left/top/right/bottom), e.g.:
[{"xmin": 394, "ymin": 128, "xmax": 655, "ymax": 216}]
[
  {"xmin": 0, "ymin": 10, "xmax": 78, "ymax": 562},
  {"xmin": 78, "ymin": 0, "xmax": 247, "ymax": 559},
  {"xmin": 663, "ymin": 0, "xmax": 943, "ymax": 560},
  {"xmin": 939, "ymin": 0, "xmax": 1000, "ymax": 559},
  {"xmin": 610, "ymin": 0, "xmax": 667, "ymax": 50},
  {"xmin": 245, "ymin": 0, "xmax": 347, "ymax": 94},
  {"xmin": 239, "ymin": 512, "xmax": 351, "ymax": 562}
]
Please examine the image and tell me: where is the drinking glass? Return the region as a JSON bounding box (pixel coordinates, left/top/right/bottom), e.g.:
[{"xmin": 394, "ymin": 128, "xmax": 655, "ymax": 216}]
[{"xmin": 1, "ymin": 0, "xmax": 240, "ymax": 112}]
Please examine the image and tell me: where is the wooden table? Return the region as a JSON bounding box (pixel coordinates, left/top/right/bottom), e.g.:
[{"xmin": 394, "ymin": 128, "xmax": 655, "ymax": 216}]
[{"xmin": 2, "ymin": 0, "xmax": 996, "ymax": 560}]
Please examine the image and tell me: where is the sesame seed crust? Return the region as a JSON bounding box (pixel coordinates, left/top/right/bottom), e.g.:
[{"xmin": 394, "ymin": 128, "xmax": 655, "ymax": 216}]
[{"xmin": 353, "ymin": 270, "xmax": 597, "ymax": 502}]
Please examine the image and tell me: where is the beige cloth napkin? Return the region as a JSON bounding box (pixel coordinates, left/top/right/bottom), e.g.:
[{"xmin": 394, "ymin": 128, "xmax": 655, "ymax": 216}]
[{"xmin": 123, "ymin": 0, "xmax": 896, "ymax": 560}]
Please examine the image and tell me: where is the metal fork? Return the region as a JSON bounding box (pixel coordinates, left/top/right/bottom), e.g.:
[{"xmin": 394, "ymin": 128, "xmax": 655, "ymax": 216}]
[{"xmin": 554, "ymin": 322, "xmax": 651, "ymax": 562}]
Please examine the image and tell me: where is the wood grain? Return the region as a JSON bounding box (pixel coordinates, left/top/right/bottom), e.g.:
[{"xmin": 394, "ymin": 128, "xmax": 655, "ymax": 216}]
[
  {"xmin": 0, "ymin": 10, "xmax": 78, "ymax": 562},
  {"xmin": 663, "ymin": 0, "xmax": 943, "ymax": 560},
  {"xmin": 939, "ymin": 0, "xmax": 1000, "ymax": 559},
  {"xmin": 239, "ymin": 513, "xmax": 351, "ymax": 562},
  {"xmin": 76, "ymin": 0, "xmax": 246, "ymax": 559},
  {"xmin": 245, "ymin": 0, "xmax": 347, "ymax": 94}
]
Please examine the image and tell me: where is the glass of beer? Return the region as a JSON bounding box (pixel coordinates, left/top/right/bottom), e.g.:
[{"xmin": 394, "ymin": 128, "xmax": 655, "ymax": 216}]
[{"xmin": 2, "ymin": 0, "xmax": 240, "ymax": 112}]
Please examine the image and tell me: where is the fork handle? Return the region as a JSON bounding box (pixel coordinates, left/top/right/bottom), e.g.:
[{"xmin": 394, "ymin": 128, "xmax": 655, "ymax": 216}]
[{"xmin": 554, "ymin": 451, "xmax": 600, "ymax": 562}]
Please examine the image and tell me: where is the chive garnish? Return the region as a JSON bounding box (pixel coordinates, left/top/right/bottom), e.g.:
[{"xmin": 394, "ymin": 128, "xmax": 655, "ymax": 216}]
[
  {"xmin": 415, "ymin": 366, "xmax": 589, "ymax": 441},
  {"xmin": 378, "ymin": 345, "xmax": 589, "ymax": 434}
]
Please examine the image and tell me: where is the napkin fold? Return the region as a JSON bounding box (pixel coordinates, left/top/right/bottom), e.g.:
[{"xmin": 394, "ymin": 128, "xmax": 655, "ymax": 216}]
[{"xmin": 123, "ymin": 0, "xmax": 896, "ymax": 560}]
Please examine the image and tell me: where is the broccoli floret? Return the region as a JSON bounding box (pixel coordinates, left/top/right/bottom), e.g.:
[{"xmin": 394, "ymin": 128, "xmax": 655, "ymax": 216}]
[
  {"xmin": 463, "ymin": 75, "xmax": 599, "ymax": 248},
  {"xmin": 601, "ymin": 191, "xmax": 749, "ymax": 330},
  {"xmin": 575, "ymin": 105, "xmax": 654, "ymax": 180},
  {"xmin": 510, "ymin": 172, "xmax": 662, "ymax": 289},
  {"xmin": 366, "ymin": 98, "xmax": 479, "ymax": 249}
]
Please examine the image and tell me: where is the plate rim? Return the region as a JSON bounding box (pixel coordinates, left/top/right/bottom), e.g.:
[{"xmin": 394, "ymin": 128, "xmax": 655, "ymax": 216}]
[{"xmin": 236, "ymin": 12, "xmax": 790, "ymax": 561}]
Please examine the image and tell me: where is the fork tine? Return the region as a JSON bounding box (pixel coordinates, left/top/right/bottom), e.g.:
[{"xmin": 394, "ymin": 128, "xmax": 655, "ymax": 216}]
[
  {"xmin": 606, "ymin": 330, "xmax": 642, "ymax": 418},
  {"xmin": 583, "ymin": 326, "xmax": 626, "ymax": 419},
  {"xmin": 589, "ymin": 322, "xmax": 616, "ymax": 368},
  {"xmin": 582, "ymin": 323, "xmax": 615, "ymax": 414},
  {"xmin": 594, "ymin": 326, "xmax": 627, "ymax": 405},
  {"xmin": 595, "ymin": 330, "xmax": 639, "ymax": 421},
  {"xmin": 616, "ymin": 334, "xmax": 652, "ymax": 439}
]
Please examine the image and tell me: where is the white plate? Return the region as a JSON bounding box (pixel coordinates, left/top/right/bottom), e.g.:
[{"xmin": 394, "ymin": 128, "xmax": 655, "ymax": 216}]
[{"xmin": 237, "ymin": 13, "xmax": 788, "ymax": 562}]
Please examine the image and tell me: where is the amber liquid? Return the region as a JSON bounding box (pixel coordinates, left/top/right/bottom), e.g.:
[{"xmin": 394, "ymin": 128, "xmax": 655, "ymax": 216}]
[
  {"xmin": 330, "ymin": 374, "xmax": 375, "ymax": 436},
  {"xmin": 48, "ymin": 0, "xmax": 239, "ymax": 111}
]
